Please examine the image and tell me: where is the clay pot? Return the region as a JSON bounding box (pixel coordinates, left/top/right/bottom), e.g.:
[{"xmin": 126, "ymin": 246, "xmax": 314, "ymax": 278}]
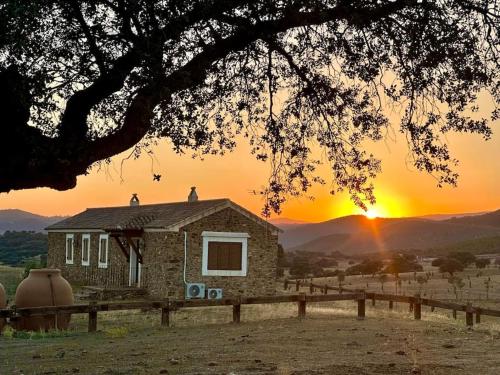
[
  {"xmin": 0, "ymin": 282, "xmax": 6, "ymax": 332},
  {"xmin": 14, "ymin": 269, "xmax": 74, "ymax": 331}
]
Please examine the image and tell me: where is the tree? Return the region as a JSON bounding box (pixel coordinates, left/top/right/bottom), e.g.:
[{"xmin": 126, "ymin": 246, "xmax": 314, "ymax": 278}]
[
  {"xmin": 439, "ymin": 258, "xmax": 464, "ymax": 276},
  {"xmin": 484, "ymin": 277, "xmax": 492, "ymax": 300},
  {"xmin": 345, "ymin": 259, "xmax": 383, "ymax": 276},
  {"xmin": 431, "ymin": 258, "xmax": 445, "ymax": 267},
  {"xmin": 448, "ymin": 252, "xmax": 477, "ymax": 267},
  {"xmin": 337, "ymin": 271, "xmax": 345, "ymax": 288},
  {"xmin": 384, "ymin": 254, "xmax": 423, "ymax": 278},
  {"xmin": 475, "ymin": 258, "xmax": 490, "ymax": 269},
  {"xmin": 378, "ymin": 274, "xmax": 388, "ymax": 292},
  {"xmin": 416, "ymin": 275, "xmax": 427, "ymax": 294},
  {"xmin": 289, "ymin": 257, "xmax": 311, "ymax": 279},
  {"xmin": 1, "ymin": 2, "xmax": 498, "ymax": 214},
  {"xmin": 448, "ymin": 276, "xmax": 465, "ymax": 300}
]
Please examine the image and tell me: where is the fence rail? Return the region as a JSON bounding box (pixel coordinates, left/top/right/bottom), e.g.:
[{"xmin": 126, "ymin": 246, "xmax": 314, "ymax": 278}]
[{"xmin": 2, "ymin": 279, "xmax": 500, "ymax": 333}]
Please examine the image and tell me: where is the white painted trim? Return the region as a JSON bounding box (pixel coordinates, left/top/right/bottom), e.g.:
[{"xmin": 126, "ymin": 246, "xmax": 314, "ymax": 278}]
[
  {"xmin": 202, "ymin": 231, "xmax": 250, "ymax": 238},
  {"xmin": 98, "ymin": 234, "xmax": 109, "ymax": 269},
  {"xmin": 81, "ymin": 234, "xmax": 91, "ymax": 266},
  {"xmin": 65, "ymin": 234, "xmax": 74, "ymax": 265},
  {"xmin": 201, "ymin": 232, "xmax": 248, "ymax": 277},
  {"xmin": 48, "ymin": 229, "xmax": 105, "ymax": 233}
]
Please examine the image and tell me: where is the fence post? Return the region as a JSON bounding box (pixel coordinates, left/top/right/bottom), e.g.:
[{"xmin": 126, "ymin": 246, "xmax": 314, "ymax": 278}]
[
  {"xmin": 296, "ymin": 280, "xmax": 300, "ymax": 292},
  {"xmin": 297, "ymin": 293, "xmax": 306, "ymax": 319},
  {"xmin": 284, "ymin": 279, "xmax": 289, "ymax": 291},
  {"xmin": 233, "ymin": 297, "xmax": 241, "ymax": 324},
  {"xmin": 413, "ymin": 294, "xmax": 421, "ymax": 320},
  {"xmin": 371, "ymin": 296, "xmax": 376, "ymax": 306},
  {"xmin": 476, "ymin": 308, "xmax": 481, "ymax": 324},
  {"xmin": 466, "ymin": 303, "xmax": 473, "ymax": 328},
  {"xmin": 452, "ymin": 309, "xmax": 457, "ymax": 319},
  {"xmin": 88, "ymin": 302, "xmax": 97, "ymax": 333},
  {"xmin": 323, "ymin": 284, "xmax": 328, "ymax": 295},
  {"xmin": 309, "ymin": 282, "xmax": 314, "ymax": 294},
  {"xmin": 409, "ymin": 301, "xmax": 414, "ymax": 312},
  {"xmin": 389, "ymin": 300, "xmax": 394, "ymax": 310},
  {"xmin": 161, "ymin": 299, "xmax": 170, "ymax": 327},
  {"xmin": 357, "ymin": 293, "xmax": 366, "ymax": 320}
]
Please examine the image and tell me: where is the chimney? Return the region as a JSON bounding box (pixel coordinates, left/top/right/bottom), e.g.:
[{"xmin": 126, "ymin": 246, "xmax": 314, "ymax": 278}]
[
  {"xmin": 188, "ymin": 187, "xmax": 198, "ymax": 202},
  {"xmin": 130, "ymin": 193, "xmax": 140, "ymax": 206}
]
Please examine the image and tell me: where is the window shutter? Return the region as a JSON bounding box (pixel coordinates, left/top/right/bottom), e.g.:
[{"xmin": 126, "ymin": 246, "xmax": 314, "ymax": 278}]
[{"xmin": 207, "ymin": 241, "xmax": 242, "ymax": 271}]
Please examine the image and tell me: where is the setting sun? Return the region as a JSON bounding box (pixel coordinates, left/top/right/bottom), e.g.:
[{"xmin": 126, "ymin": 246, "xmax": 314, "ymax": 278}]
[{"xmin": 365, "ymin": 208, "xmax": 380, "ymax": 219}]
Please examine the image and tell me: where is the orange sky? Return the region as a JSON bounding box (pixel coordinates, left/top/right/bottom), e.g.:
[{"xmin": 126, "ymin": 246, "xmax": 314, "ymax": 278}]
[
  {"xmin": 0, "ymin": 122, "xmax": 498, "ymax": 222},
  {"xmin": 1, "ymin": 93, "xmax": 499, "ymax": 221}
]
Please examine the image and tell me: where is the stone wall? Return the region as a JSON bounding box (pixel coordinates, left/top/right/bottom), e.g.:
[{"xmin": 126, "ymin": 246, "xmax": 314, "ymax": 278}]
[
  {"xmin": 143, "ymin": 207, "xmax": 278, "ymax": 299},
  {"xmin": 47, "ymin": 232, "xmax": 129, "ymax": 287}
]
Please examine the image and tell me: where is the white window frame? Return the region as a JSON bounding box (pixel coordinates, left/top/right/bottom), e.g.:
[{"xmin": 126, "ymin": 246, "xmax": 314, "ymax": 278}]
[
  {"xmin": 81, "ymin": 234, "xmax": 91, "ymax": 266},
  {"xmin": 201, "ymin": 231, "xmax": 249, "ymax": 277},
  {"xmin": 98, "ymin": 234, "xmax": 109, "ymax": 269},
  {"xmin": 65, "ymin": 234, "xmax": 74, "ymax": 265}
]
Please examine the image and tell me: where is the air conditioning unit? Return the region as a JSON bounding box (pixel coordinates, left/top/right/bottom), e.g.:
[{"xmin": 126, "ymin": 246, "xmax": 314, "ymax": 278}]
[
  {"xmin": 207, "ymin": 288, "xmax": 223, "ymax": 300},
  {"xmin": 186, "ymin": 283, "xmax": 205, "ymax": 299}
]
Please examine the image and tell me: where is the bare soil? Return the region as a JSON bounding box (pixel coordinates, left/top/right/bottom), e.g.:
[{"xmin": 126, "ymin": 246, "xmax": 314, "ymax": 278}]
[{"xmin": 2, "ymin": 304, "xmax": 500, "ymax": 375}]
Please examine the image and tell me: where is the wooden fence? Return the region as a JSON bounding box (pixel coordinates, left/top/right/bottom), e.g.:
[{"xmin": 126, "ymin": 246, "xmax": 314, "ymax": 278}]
[{"xmin": 2, "ymin": 285, "xmax": 500, "ymax": 333}]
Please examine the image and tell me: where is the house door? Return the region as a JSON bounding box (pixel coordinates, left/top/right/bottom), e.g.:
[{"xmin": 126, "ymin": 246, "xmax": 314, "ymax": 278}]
[{"xmin": 129, "ymin": 245, "xmax": 141, "ymax": 287}]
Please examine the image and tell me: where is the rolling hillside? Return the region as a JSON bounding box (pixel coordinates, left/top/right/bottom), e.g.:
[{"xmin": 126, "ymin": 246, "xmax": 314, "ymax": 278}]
[
  {"xmin": 279, "ymin": 210, "xmax": 500, "ymax": 255},
  {"xmin": 0, "ymin": 209, "xmax": 67, "ymax": 233}
]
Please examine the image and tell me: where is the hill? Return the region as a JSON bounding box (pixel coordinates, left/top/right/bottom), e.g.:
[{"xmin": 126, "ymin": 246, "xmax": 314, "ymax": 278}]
[
  {"xmin": 444, "ymin": 209, "xmax": 500, "ymax": 228},
  {"xmin": 282, "ymin": 214, "xmax": 500, "ymax": 255},
  {"xmin": 0, "ymin": 209, "xmax": 67, "ymax": 233},
  {"xmin": 0, "ymin": 231, "xmax": 47, "ymax": 266}
]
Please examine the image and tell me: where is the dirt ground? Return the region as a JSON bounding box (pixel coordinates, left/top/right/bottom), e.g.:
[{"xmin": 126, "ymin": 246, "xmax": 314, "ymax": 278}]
[{"xmin": 3, "ymin": 303, "xmax": 500, "ymax": 375}]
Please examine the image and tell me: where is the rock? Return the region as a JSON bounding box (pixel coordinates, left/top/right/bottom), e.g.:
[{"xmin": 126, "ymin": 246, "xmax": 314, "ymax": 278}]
[
  {"xmin": 208, "ymin": 362, "xmax": 217, "ymax": 367},
  {"xmin": 32, "ymin": 354, "xmax": 42, "ymax": 359},
  {"xmin": 442, "ymin": 343, "xmax": 456, "ymax": 349},
  {"xmin": 366, "ymin": 351, "xmax": 373, "ymax": 354},
  {"xmin": 159, "ymin": 370, "xmax": 169, "ymax": 374},
  {"xmin": 254, "ymin": 359, "xmax": 262, "ymax": 363},
  {"xmin": 411, "ymin": 366, "xmax": 422, "ymax": 374},
  {"xmin": 395, "ymin": 350, "xmax": 406, "ymax": 355},
  {"xmin": 72, "ymin": 368, "xmax": 80, "ymax": 373},
  {"xmin": 55, "ymin": 351, "xmax": 65, "ymax": 359},
  {"xmin": 169, "ymin": 359, "xmax": 179, "ymax": 365}
]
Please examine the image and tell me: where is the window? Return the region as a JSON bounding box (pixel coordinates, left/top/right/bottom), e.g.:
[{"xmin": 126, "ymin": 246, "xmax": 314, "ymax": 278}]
[
  {"xmin": 201, "ymin": 232, "xmax": 249, "ymax": 276},
  {"xmin": 65, "ymin": 234, "xmax": 74, "ymax": 264},
  {"xmin": 81, "ymin": 234, "xmax": 90, "ymax": 266},
  {"xmin": 98, "ymin": 234, "xmax": 109, "ymax": 268}
]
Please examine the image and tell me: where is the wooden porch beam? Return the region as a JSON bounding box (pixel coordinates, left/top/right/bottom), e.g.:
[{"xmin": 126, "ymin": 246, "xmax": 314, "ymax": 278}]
[
  {"xmin": 126, "ymin": 236, "xmax": 143, "ymax": 264},
  {"xmin": 112, "ymin": 236, "xmax": 130, "ymax": 262}
]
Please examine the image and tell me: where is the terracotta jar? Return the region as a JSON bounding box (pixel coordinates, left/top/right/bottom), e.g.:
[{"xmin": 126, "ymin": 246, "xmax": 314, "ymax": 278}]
[
  {"xmin": 0, "ymin": 282, "xmax": 6, "ymax": 332},
  {"xmin": 14, "ymin": 269, "xmax": 74, "ymax": 331}
]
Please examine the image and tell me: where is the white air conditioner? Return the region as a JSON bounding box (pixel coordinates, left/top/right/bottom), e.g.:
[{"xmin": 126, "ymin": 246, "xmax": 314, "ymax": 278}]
[
  {"xmin": 186, "ymin": 283, "xmax": 205, "ymax": 299},
  {"xmin": 207, "ymin": 288, "xmax": 223, "ymax": 300}
]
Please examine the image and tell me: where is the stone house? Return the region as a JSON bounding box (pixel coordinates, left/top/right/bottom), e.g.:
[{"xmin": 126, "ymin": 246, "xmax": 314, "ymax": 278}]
[{"xmin": 46, "ymin": 190, "xmax": 280, "ymax": 299}]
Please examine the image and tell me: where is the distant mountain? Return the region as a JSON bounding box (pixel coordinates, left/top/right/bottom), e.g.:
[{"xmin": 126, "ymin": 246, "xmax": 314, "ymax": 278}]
[
  {"xmin": 281, "ymin": 212, "xmax": 500, "ymax": 256},
  {"xmin": 0, "ymin": 209, "xmax": 68, "ymax": 233},
  {"xmin": 443, "ymin": 209, "xmax": 500, "ymax": 228},
  {"xmin": 417, "ymin": 211, "xmax": 489, "ymax": 221},
  {"xmin": 269, "ymin": 217, "xmax": 311, "ymax": 231}
]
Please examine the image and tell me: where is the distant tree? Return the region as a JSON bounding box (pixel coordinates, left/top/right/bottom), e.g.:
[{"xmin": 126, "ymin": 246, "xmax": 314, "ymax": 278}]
[
  {"xmin": 431, "ymin": 258, "xmax": 445, "ymax": 267},
  {"xmin": 289, "ymin": 257, "xmax": 311, "ymax": 279},
  {"xmin": 378, "ymin": 274, "xmax": 388, "ymax": 292},
  {"xmin": 484, "ymin": 277, "xmax": 492, "ymax": 300},
  {"xmin": 448, "ymin": 276, "xmax": 465, "ymax": 300},
  {"xmin": 337, "ymin": 271, "xmax": 346, "ymax": 288},
  {"xmin": 384, "ymin": 254, "xmax": 423, "ymax": 278},
  {"xmin": 439, "ymin": 258, "xmax": 464, "ymax": 276},
  {"xmin": 475, "ymin": 258, "xmax": 490, "ymax": 269},
  {"xmin": 314, "ymin": 257, "xmax": 338, "ymax": 268},
  {"xmin": 416, "ymin": 275, "xmax": 427, "ymax": 294},
  {"xmin": 448, "ymin": 252, "xmax": 477, "ymax": 267},
  {"xmin": 346, "ymin": 259, "xmax": 383, "ymax": 277}
]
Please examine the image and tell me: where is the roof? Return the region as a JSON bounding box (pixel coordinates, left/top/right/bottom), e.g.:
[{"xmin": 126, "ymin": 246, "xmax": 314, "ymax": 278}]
[{"xmin": 45, "ymin": 199, "xmax": 281, "ymax": 233}]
